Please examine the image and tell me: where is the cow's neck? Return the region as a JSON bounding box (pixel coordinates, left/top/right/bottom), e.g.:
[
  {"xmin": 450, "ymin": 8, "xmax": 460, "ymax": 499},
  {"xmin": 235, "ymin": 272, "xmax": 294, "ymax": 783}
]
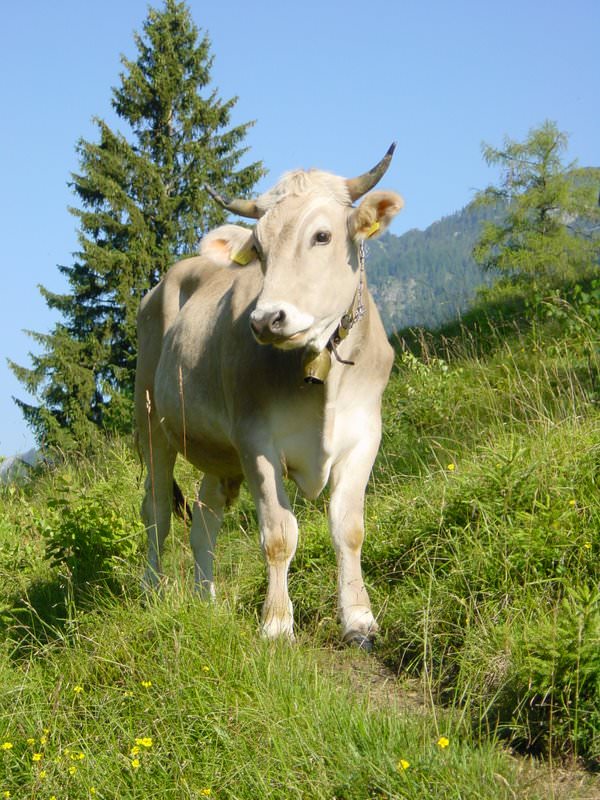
[{"xmin": 302, "ymin": 242, "xmax": 367, "ymax": 384}]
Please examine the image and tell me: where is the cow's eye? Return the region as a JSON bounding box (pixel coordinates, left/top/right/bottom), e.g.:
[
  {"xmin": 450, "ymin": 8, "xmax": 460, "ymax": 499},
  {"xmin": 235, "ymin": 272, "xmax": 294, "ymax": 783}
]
[{"xmin": 314, "ymin": 230, "xmax": 332, "ymax": 245}]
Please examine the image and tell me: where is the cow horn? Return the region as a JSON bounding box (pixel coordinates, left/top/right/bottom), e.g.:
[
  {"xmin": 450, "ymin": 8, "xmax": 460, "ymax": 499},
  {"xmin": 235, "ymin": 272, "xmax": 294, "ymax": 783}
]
[
  {"xmin": 204, "ymin": 184, "xmax": 263, "ymax": 219},
  {"xmin": 346, "ymin": 142, "xmax": 397, "ymax": 202}
]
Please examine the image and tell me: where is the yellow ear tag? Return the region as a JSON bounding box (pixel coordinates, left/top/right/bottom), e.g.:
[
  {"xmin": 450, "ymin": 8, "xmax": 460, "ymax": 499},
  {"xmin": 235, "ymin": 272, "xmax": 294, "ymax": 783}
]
[
  {"xmin": 232, "ymin": 248, "xmax": 254, "ymax": 266},
  {"xmin": 365, "ymin": 221, "xmax": 381, "ymax": 238}
]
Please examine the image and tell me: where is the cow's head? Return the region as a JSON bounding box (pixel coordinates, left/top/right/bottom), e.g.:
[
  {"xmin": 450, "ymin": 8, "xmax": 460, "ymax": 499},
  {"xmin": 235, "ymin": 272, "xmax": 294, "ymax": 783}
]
[{"xmin": 204, "ymin": 144, "xmax": 403, "ymax": 356}]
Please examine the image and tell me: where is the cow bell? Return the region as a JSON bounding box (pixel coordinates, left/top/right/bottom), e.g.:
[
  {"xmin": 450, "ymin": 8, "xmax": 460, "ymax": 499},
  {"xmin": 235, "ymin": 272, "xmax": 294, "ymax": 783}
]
[{"xmin": 302, "ymin": 348, "xmax": 331, "ymax": 384}]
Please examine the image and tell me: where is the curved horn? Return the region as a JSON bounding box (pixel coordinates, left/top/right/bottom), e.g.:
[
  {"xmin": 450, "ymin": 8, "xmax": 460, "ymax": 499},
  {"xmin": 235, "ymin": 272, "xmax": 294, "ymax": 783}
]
[
  {"xmin": 346, "ymin": 142, "xmax": 397, "ymax": 202},
  {"xmin": 204, "ymin": 184, "xmax": 263, "ymax": 219}
]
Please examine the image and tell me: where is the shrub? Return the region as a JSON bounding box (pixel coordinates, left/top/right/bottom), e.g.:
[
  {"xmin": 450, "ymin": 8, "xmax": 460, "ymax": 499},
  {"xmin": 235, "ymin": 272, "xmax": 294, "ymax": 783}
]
[
  {"xmin": 33, "ymin": 456, "xmax": 143, "ymax": 587},
  {"xmin": 486, "ymin": 586, "xmax": 600, "ymax": 764}
]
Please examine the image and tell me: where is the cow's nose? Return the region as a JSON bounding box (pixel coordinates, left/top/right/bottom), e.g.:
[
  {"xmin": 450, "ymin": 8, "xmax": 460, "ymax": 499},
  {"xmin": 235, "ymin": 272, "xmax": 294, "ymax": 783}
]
[{"xmin": 250, "ymin": 308, "xmax": 286, "ymax": 338}]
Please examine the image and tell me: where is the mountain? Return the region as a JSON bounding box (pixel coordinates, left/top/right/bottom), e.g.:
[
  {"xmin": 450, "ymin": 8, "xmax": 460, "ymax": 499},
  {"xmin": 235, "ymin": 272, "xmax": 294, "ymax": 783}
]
[
  {"xmin": 367, "ymin": 202, "xmax": 502, "ymax": 333},
  {"xmin": 0, "ymin": 447, "xmax": 39, "ymax": 484}
]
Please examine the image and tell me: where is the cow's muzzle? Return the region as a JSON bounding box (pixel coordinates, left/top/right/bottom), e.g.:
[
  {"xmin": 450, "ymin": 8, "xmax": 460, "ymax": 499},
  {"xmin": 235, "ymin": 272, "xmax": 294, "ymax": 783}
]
[
  {"xmin": 250, "ymin": 308, "xmax": 287, "ymax": 344},
  {"xmin": 250, "ymin": 303, "xmax": 313, "ymax": 348}
]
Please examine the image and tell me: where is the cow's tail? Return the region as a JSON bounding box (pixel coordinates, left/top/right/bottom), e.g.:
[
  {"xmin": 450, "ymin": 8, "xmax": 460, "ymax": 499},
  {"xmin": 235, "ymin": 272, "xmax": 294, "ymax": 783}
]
[{"xmin": 173, "ymin": 480, "xmax": 193, "ymax": 522}]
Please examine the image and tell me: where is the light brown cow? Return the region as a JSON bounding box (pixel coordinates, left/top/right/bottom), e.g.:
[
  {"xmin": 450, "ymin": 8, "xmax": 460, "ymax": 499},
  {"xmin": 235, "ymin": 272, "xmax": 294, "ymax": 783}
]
[{"xmin": 135, "ymin": 144, "xmax": 403, "ymax": 646}]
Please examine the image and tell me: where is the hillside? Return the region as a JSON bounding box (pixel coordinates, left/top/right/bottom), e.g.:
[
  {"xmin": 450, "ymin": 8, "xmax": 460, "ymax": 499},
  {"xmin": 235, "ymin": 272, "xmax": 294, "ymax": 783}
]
[
  {"xmin": 367, "ymin": 202, "xmax": 503, "ymax": 333},
  {"xmin": 0, "ymin": 278, "xmax": 599, "ymax": 798}
]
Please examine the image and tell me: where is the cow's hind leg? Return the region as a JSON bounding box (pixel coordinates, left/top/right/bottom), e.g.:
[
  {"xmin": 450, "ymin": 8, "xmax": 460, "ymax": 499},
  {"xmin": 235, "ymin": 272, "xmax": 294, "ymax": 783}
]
[
  {"xmin": 328, "ymin": 427, "xmax": 381, "ymax": 648},
  {"xmin": 243, "ymin": 452, "xmax": 298, "ymax": 640},
  {"xmin": 140, "ymin": 430, "xmax": 177, "ymax": 593},
  {"xmin": 190, "ymin": 475, "xmax": 241, "ymax": 600}
]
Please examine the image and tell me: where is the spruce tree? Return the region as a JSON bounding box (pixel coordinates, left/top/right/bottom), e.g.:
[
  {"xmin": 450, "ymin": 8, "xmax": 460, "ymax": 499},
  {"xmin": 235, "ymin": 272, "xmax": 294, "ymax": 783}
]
[
  {"xmin": 473, "ymin": 121, "xmax": 600, "ymax": 287},
  {"xmin": 10, "ymin": 0, "xmax": 263, "ymax": 448}
]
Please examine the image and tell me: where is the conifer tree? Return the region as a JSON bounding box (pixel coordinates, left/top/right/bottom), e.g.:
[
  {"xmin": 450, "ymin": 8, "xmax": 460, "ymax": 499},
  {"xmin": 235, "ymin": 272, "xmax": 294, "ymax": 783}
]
[
  {"xmin": 473, "ymin": 121, "xmax": 600, "ymax": 287},
  {"xmin": 11, "ymin": 0, "xmax": 263, "ymax": 448}
]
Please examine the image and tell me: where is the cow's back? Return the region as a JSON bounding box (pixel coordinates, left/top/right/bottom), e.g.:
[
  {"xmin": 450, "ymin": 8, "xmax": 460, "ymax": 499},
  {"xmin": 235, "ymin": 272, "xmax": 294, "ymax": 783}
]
[{"xmin": 136, "ymin": 256, "xmax": 260, "ymax": 473}]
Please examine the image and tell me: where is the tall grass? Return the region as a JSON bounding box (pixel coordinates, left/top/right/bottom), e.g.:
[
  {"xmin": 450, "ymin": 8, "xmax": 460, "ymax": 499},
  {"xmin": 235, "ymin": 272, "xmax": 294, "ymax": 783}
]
[
  {"xmin": 1, "ymin": 287, "xmax": 599, "ymax": 796},
  {"xmin": 1, "ymin": 591, "xmax": 539, "ymax": 800},
  {"xmin": 370, "ymin": 294, "xmax": 600, "ymax": 765}
]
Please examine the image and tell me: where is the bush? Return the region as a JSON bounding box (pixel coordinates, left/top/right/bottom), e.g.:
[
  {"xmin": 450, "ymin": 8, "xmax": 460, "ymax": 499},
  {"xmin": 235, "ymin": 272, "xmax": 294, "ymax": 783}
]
[
  {"xmin": 483, "ymin": 587, "xmax": 600, "ymax": 763},
  {"xmin": 32, "ymin": 448, "xmax": 143, "ymax": 587}
]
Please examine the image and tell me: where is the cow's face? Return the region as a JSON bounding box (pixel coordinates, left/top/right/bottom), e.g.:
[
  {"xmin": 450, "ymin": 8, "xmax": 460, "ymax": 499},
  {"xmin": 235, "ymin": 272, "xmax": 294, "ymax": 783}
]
[
  {"xmin": 250, "ymin": 189, "xmax": 403, "ymax": 353},
  {"xmin": 204, "ymin": 147, "xmax": 403, "ymax": 353}
]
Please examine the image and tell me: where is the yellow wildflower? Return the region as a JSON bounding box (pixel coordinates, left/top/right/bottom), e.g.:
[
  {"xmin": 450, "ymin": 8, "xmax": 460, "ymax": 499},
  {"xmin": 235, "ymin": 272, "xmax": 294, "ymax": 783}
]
[
  {"xmin": 437, "ymin": 736, "xmax": 450, "ymax": 748},
  {"xmin": 584, "ymin": 542, "xmax": 592, "ymax": 550},
  {"xmin": 27, "ymin": 737, "xmax": 36, "ymax": 745},
  {"xmin": 1, "ymin": 742, "xmax": 13, "ymax": 751},
  {"xmin": 135, "ymin": 737, "xmax": 153, "ymax": 748},
  {"xmin": 140, "ymin": 680, "xmax": 152, "ymax": 688},
  {"xmin": 32, "ymin": 753, "xmax": 43, "ymax": 762},
  {"xmin": 200, "ymin": 790, "xmax": 212, "ymax": 798},
  {"xmin": 40, "ymin": 736, "xmax": 47, "ymax": 745},
  {"xmin": 446, "ymin": 463, "xmax": 456, "ymax": 472},
  {"xmin": 130, "ymin": 745, "xmax": 141, "ymax": 756},
  {"xmin": 202, "ymin": 665, "xmax": 210, "ymax": 672},
  {"xmin": 70, "ymin": 751, "xmax": 85, "ymax": 761},
  {"xmin": 40, "ymin": 770, "xmax": 47, "ymax": 779},
  {"xmin": 69, "ymin": 765, "xmax": 77, "ymax": 775},
  {"xmin": 397, "ymin": 758, "xmax": 410, "ymax": 771},
  {"xmin": 73, "ymin": 686, "xmax": 84, "ymax": 694},
  {"xmin": 3, "ymin": 791, "xmax": 11, "ymax": 798},
  {"xmin": 131, "ymin": 758, "xmax": 141, "ymax": 769}
]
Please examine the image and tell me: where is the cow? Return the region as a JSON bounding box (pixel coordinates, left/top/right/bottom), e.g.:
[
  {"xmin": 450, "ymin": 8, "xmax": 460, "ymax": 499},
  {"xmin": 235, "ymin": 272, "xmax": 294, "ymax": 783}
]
[{"xmin": 135, "ymin": 144, "xmax": 403, "ymax": 647}]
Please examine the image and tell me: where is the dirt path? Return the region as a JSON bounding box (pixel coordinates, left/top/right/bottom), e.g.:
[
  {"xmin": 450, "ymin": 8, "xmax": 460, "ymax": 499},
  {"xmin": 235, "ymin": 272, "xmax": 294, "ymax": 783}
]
[
  {"xmin": 315, "ymin": 645, "xmax": 428, "ymax": 713},
  {"xmin": 314, "ymin": 646, "xmax": 600, "ymax": 800}
]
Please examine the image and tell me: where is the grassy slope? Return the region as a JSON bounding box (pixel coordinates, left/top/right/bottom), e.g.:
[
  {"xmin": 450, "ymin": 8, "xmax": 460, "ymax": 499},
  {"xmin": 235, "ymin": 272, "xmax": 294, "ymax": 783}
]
[
  {"xmin": 1, "ymin": 287, "xmax": 599, "ymax": 798},
  {"xmin": 1, "ymin": 595, "xmax": 532, "ymax": 800}
]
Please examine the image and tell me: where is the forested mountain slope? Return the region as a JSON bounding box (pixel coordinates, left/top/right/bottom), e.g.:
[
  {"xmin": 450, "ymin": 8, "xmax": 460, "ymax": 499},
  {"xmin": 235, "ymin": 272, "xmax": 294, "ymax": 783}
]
[
  {"xmin": 370, "ymin": 163, "xmax": 600, "ymax": 334},
  {"xmin": 368, "ymin": 202, "xmax": 502, "ymax": 332}
]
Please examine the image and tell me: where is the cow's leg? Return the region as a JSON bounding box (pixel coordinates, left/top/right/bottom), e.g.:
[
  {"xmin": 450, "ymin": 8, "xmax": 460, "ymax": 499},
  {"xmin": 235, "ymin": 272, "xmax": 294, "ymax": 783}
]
[
  {"xmin": 139, "ymin": 430, "xmax": 177, "ymax": 593},
  {"xmin": 190, "ymin": 475, "xmax": 241, "ymax": 600},
  {"xmin": 328, "ymin": 426, "xmax": 381, "ymax": 647},
  {"xmin": 243, "ymin": 452, "xmax": 298, "ymax": 639}
]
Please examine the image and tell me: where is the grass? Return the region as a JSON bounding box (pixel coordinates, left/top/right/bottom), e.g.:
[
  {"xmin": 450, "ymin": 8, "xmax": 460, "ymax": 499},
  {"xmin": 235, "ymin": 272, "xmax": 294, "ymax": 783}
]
[
  {"xmin": 0, "ymin": 590, "xmax": 580, "ymax": 800},
  {"xmin": 1, "ymin": 283, "xmax": 599, "ymax": 797}
]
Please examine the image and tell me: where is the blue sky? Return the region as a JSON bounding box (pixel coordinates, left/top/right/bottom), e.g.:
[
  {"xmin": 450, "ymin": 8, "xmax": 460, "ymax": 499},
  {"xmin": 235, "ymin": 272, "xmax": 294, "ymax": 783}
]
[{"xmin": 1, "ymin": 0, "xmax": 598, "ymax": 456}]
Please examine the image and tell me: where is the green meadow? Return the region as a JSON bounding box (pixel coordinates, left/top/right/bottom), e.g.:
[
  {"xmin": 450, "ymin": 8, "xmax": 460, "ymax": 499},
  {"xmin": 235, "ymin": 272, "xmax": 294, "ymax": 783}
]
[{"xmin": 1, "ymin": 283, "xmax": 599, "ymax": 799}]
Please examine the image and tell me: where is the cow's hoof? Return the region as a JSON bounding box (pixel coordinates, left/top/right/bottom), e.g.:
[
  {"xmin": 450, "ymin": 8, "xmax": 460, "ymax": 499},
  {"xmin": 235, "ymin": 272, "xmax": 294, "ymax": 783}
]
[
  {"xmin": 261, "ymin": 610, "xmax": 295, "ymax": 642},
  {"xmin": 344, "ymin": 632, "xmax": 376, "ymax": 653}
]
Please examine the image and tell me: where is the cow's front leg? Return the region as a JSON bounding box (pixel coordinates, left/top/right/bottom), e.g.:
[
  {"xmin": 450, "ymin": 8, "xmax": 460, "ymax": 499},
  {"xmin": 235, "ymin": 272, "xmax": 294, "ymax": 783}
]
[
  {"xmin": 243, "ymin": 451, "xmax": 298, "ymax": 640},
  {"xmin": 328, "ymin": 426, "xmax": 381, "ymax": 647}
]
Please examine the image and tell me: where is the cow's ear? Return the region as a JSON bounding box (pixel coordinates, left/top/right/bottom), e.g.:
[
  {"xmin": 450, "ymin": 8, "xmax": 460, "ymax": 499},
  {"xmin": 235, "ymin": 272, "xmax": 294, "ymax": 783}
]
[
  {"xmin": 349, "ymin": 190, "xmax": 404, "ymax": 241},
  {"xmin": 200, "ymin": 224, "xmax": 258, "ymax": 267}
]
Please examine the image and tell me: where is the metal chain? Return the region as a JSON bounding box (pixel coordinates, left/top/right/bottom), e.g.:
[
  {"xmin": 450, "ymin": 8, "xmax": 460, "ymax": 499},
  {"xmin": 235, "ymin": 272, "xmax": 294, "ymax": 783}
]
[
  {"xmin": 328, "ymin": 240, "xmax": 368, "ymax": 365},
  {"xmin": 339, "ymin": 241, "xmax": 367, "ymax": 333},
  {"xmin": 353, "ymin": 241, "xmax": 367, "ymax": 324}
]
